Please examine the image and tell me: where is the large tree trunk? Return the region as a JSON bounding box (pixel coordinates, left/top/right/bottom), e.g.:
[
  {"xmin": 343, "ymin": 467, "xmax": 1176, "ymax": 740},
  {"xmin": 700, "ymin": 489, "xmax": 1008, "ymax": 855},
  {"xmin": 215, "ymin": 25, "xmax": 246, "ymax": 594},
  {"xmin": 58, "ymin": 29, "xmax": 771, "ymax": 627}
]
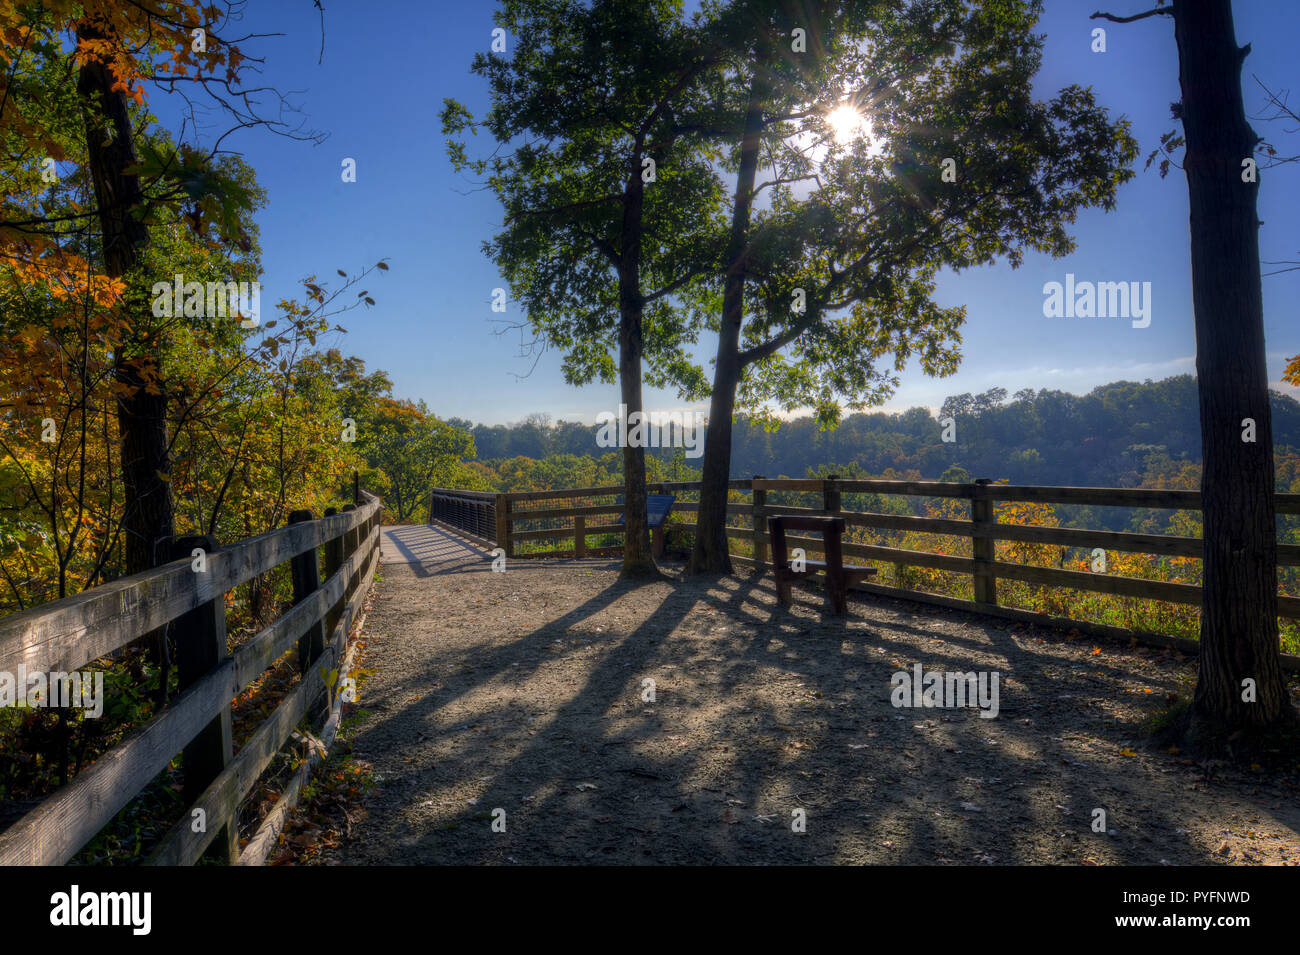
[
  {"xmin": 1172, "ymin": 0, "xmax": 1292, "ymax": 739},
  {"xmin": 77, "ymin": 25, "xmax": 174, "ymax": 578},
  {"xmin": 76, "ymin": 26, "xmax": 148, "ymax": 282},
  {"xmin": 618, "ymin": 160, "xmax": 657, "ymax": 579},
  {"xmin": 688, "ymin": 76, "xmax": 765, "ymax": 575},
  {"xmin": 78, "ymin": 25, "xmax": 175, "ymax": 700},
  {"xmin": 112, "ymin": 357, "xmax": 173, "ymax": 577},
  {"xmin": 689, "ymin": 315, "xmax": 742, "ymax": 575}
]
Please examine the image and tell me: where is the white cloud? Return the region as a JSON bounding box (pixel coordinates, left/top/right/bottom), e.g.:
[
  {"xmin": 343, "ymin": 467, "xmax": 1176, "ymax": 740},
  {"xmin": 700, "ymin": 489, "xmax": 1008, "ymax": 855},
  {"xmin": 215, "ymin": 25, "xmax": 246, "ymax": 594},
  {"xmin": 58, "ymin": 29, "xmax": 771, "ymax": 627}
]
[{"xmin": 989, "ymin": 356, "xmax": 1195, "ymax": 382}]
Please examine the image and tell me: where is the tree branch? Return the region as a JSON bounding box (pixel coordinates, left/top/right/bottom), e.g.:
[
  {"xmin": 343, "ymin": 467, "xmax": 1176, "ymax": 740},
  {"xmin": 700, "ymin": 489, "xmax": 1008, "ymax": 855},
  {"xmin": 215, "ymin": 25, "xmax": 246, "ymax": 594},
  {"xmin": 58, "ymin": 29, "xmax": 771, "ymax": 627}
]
[
  {"xmin": 507, "ymin": 193, "xmax": 624, "ymax": 223},
  {"xmin": 1090, "ymin": 7, "xmax": 1172, "ymax": 24},
  {"xmin": 643, "ymin": 266, "xmax": 706, "ymax": 304}
]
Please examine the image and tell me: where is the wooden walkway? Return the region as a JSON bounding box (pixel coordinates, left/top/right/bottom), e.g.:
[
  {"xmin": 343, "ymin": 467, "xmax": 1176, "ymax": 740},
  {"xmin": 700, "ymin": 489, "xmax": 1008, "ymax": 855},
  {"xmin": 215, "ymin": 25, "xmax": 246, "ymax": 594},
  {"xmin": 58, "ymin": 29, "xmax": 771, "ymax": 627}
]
[{"xmin": 381, "ymin": 523, "xmax": 491, "ymax": 567}]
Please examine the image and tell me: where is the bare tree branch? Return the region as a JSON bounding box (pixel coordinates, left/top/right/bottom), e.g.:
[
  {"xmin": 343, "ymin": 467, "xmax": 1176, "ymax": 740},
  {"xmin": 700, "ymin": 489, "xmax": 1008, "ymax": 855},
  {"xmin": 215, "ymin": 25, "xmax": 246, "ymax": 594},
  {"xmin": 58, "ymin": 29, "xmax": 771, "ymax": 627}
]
[{"xmin": 1090, "ymin": 8, "xmax": 1173, "ymax": 24}]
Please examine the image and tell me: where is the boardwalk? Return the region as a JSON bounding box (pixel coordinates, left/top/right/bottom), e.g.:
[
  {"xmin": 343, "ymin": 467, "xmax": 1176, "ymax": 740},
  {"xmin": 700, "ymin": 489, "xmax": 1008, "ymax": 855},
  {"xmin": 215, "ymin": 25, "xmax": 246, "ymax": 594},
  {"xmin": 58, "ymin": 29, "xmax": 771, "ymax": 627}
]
[
  {"xmin": 313, "ymin": 524, "xmax": 1300, "ymax": 866},
  {"xmin": 380, "ymin": 522, "xmax": 487, "ymax": 568}
]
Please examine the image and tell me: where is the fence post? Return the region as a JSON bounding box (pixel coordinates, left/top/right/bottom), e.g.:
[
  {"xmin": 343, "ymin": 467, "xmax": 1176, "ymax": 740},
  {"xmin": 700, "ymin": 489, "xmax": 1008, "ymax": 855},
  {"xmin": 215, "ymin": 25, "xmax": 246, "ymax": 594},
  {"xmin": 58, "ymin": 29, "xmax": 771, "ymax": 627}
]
[
  {"xmin": 341, "ymin": 504, "xmax": 358, "ymax": 602},
  {"xmin": 288, "ymin": 510, "xmax": 329, "ymax": 727},
  {"xmin": 322, "ymin": 507, "xmax": 345, "ymax": 643},
  {"xmin": 359, "ymin": 503, "xmax": 374, "ymax": 577},
  {"xmin": 574, "ymin": 514, "xmax": 587, "ymax": 558},
  {"xmin": 751, "ymin": 475, "xmax": 767, "ymax": 570},
  {"xmin": 170, "ymin": 534, "xmax": 236, "ymax": 863},
  {"xmin": 500, "ymin": 494, "xmax": 515, "ymax": 557},
  {"xmin": 823, "ymin": 474, "xmax": 841, "ymax": 514},
  {"xmin": 971, "ymin": 478, "xmax": 997, "ymax": 605}
]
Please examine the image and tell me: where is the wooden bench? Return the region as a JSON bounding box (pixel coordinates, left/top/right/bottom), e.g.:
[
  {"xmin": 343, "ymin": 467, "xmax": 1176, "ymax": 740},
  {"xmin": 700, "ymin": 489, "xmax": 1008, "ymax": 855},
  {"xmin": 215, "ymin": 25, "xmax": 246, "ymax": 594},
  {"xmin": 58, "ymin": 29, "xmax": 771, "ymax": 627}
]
[
  {"xmin": 617, "ymin": 493, "xmax": 676, "ymax": 557},
  {"xmin": 768, "ymin": 515, "xmax": 877, "ymax": 615}
]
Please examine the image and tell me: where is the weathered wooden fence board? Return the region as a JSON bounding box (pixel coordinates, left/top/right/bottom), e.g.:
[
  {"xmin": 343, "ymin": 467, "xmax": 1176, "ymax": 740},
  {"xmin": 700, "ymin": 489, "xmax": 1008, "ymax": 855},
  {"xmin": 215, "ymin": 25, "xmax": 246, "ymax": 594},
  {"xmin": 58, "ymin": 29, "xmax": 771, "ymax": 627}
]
[
  {"xmin": 0, "ymin": 501, "xmax": 379, "ymax": 676},
  {"xmin": 0, "ymin": 496, "xmax": 382, "ymax": 866},
  {"xmin": 149, "ymin": 531, "xmax": 379, "ymax": 866}
]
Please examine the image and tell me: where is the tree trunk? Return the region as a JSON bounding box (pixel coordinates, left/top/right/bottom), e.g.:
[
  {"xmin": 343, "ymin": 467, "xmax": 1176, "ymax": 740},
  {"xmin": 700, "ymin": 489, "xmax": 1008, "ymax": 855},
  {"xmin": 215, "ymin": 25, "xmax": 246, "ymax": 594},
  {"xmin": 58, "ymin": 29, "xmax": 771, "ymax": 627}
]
[
  {"xmin": 688, "ymin": 75, "xmax": 764, "ymax": 575},
  {"xmin": 1172, "ymin": 0, "xmax": 1292, "ymax": 737},
  {"xmin": 77, "ymin": 25, "xmax": 175, "ymax": 579},
  {"xmin": 78, "ymin": 24, "xmax": 175, "ymax": 701},
  {"xmin": 618, "ymin": 157, "xmax": 657, "ymax": 579},
  {"xmin": 689, "ymin": 318, "xmax": 742, "ymax": 575},
  {"xmin": 112, "ymin": 357, "xmax": 174, "ymax": 577},
  {"xmin": 76, "ymin": 25, "xmax": 148, "ymax": 282}
]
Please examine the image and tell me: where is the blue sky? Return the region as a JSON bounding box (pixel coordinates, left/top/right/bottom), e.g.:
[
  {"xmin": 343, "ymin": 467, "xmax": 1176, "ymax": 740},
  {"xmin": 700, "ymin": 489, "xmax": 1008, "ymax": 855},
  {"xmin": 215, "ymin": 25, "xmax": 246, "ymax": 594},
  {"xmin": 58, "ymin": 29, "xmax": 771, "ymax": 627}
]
[{"xmin": 155, "ymin": 0, "xmax": 1300, "ymax": 425}]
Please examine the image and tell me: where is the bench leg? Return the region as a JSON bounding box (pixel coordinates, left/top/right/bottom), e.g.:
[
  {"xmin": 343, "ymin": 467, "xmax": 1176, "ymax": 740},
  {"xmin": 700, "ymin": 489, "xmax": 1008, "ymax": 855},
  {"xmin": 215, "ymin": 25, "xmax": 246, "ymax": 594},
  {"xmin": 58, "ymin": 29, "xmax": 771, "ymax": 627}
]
[
  {"xmin": 775, "ymin": 573, "xmax": 793, "ymax": 605},
  {"xmin": 653, "ymin": 525, "xmax": 665, "ymax": 558},
  {"xmin": 828, "ymin": 575, "xmax": 847, "ymax": 615}
]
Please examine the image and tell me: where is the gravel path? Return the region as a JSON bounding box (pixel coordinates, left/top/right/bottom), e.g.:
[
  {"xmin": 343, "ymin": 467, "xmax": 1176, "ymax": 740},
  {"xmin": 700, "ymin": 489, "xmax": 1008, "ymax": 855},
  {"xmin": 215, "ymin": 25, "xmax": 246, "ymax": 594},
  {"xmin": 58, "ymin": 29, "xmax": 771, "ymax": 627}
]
[{"xmin": 312, "ymin": 524, "xmax": 1300, "ymax": 866}]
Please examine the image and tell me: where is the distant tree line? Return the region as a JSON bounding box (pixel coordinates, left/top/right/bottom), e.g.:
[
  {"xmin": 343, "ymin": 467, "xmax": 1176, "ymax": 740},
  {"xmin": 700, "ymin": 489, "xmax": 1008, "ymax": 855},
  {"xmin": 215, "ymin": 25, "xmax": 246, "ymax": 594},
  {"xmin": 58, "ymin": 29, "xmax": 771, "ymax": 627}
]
[{"xmin": 451, "ymin": 376, "xmax": 1300, "ymax": 488}]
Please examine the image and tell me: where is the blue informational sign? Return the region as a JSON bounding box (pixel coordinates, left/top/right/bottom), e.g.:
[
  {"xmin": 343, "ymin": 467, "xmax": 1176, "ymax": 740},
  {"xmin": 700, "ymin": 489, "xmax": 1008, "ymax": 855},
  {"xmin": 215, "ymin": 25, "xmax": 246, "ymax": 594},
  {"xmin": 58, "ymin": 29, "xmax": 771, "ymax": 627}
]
[{"xmin": 617, "ymin": 493, "xmax": 676, "ymax": 528}]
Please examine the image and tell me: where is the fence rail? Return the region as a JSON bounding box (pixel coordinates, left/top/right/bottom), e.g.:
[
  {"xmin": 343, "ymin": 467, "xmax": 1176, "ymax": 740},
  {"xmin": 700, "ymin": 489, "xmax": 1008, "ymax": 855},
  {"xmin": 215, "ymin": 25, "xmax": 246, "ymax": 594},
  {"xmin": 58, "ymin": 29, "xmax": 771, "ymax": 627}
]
[
  {"xmin": 426, "ymin": 478, "xmax": 1300, "ymax": 637},
  {"xmin": 429, "ymin": 490, "xmax": 497, "ymax": 545},
  {"xmin": 0, "ymin": 491, "xmax": 383, "ymax": 866}
]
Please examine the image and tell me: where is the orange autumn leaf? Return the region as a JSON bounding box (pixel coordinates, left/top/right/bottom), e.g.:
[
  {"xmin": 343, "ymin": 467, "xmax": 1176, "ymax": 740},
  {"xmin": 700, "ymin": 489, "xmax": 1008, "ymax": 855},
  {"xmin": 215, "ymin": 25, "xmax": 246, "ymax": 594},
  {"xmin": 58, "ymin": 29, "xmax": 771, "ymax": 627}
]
[{"xmin": 1283, "ymin": 354, "xmax": 1300, "ymax": 387}]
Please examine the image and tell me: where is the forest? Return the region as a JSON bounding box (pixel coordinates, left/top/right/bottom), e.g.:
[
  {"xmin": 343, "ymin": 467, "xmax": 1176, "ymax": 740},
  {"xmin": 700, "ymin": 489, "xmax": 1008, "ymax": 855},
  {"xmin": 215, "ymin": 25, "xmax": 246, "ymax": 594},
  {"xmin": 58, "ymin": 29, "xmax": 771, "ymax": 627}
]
[{"xmin": 456, "ymin": 375, "xmax": 1300, "ymax": 493}]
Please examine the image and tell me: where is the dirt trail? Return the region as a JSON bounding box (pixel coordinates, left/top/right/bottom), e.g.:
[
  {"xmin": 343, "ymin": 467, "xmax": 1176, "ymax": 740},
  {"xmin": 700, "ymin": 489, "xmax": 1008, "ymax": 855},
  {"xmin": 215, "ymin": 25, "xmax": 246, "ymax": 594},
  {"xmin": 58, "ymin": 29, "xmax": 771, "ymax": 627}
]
[{"xmin": 311, "ymin": 524, "xmax": 1300, "ymax": 866}]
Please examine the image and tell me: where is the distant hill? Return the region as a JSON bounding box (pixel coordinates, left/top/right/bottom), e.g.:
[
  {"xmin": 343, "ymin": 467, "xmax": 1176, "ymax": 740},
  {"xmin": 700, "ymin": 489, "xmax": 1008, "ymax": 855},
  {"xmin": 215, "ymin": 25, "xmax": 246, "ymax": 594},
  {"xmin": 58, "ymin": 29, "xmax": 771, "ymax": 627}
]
[{"xmin": 451, "ymin": 375, "xmax": 1300, "ymax": 487}]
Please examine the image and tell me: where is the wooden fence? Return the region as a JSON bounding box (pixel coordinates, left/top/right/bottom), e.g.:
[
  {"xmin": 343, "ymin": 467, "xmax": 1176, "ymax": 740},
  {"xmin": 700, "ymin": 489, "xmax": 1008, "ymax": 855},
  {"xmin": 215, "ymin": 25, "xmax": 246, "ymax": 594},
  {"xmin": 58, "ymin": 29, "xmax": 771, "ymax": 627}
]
[
  {"xmin": 428, "ymin": 478, "xmax": 1300, "ymax": 665},
  {"xmin": 0, "ymin": 491, "xmax": 383, "ymax": 865}
]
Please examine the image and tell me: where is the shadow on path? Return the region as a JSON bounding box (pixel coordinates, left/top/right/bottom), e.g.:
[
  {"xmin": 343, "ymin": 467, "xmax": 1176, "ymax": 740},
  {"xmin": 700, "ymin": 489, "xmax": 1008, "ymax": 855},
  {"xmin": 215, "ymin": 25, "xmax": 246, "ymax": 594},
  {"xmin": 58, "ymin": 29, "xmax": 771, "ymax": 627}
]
[{"xmin": 316, "ymin": 528, "xmax": 1300, "ymax": 866}]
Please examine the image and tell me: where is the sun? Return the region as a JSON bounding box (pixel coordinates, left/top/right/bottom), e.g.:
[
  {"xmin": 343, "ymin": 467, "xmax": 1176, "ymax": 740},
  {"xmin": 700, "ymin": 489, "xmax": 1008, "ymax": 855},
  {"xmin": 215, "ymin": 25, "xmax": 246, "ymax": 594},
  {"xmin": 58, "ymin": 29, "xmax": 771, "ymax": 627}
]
[{"xmin": 827, "ymin": 104, "xmax": 866, "ymax": 143}]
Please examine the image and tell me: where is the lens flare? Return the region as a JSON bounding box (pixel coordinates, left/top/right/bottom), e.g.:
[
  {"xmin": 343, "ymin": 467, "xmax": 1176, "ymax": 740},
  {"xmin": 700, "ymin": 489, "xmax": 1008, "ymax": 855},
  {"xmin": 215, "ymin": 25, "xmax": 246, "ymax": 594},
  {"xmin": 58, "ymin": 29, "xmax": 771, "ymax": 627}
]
[{"xmin": 827, "ymin": 105, "xmax": 866, "ymax": 143}]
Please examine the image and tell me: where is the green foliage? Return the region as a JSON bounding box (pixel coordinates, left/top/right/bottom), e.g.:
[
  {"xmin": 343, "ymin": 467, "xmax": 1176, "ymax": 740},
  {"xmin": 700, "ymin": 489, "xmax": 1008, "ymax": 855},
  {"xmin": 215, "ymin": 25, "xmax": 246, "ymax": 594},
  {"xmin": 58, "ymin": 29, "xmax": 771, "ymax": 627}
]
[
  {"xmin": 358, "ymin": 397, "xmax": 475, "ymax": 523},
  {"xmin": 703, "ymin": 0, "xmax": 1138, "ymax": 421},
  {"xmin": 451, "ymin": 377, "xmax": 1300, "ymax": 494},
  {"xmin": 441, "ymin": 0, "xmax": 727, "ymax": 395},
  {"xmin": 127, "ymin": 141, "xmax": 262, "ymax": 251}
]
